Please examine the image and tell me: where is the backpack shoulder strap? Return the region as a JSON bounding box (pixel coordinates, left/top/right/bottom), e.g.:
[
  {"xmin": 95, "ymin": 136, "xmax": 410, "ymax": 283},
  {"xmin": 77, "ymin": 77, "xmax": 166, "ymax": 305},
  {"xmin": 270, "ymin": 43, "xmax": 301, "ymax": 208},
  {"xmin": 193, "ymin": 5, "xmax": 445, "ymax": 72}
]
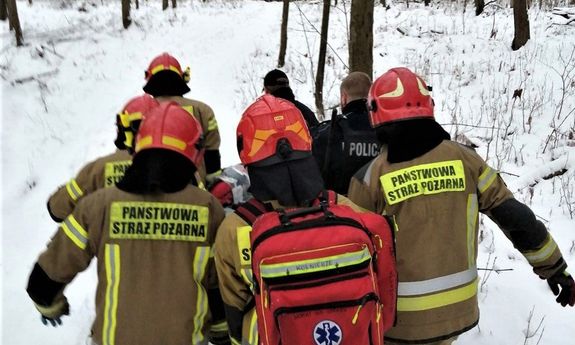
[{"xmin": 234, "ymin": 198, "xmax": 273, "ymax": 225}]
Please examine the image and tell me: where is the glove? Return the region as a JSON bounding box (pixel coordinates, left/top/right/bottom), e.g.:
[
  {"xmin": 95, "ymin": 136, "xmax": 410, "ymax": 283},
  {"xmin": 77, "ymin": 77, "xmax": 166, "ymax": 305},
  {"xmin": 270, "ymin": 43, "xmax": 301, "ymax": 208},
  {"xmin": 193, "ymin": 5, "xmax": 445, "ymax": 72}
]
[
  {"xmin": 210, "ymin": 180, "xmax": 233, "ymax": 207},
  {"xmin": 34, "ymin": 295, "xmax": 70, "ymax": 327},
  {"xmin": 547, "ymin": 270, "xmax": 575, "ymax": 307}
]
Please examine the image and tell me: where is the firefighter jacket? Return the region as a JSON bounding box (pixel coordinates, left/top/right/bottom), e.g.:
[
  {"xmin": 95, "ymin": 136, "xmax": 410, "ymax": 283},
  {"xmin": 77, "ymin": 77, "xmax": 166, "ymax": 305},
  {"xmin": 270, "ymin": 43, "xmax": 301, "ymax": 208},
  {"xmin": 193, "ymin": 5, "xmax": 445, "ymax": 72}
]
[
  {"xmin": 156, "ymin": 96, "xmax": 221, "ymax": 178},
  {"xmin": 312, "ymin": 99, "xmax": 380, "ymax": 195},
  {"xmin": 35, "ymin": 184, "xmax": 227, "ymax": 345},
  {"xmin": 47, "ymin": 150, "xmax": 132, "ymax": 222},
  {"xmin": 347, "ymin": 140, "xmax": 567, "ymax": 343},
  {"xmin": 213, "ymin": 194, "xmax": 364, "ymax": 345}
]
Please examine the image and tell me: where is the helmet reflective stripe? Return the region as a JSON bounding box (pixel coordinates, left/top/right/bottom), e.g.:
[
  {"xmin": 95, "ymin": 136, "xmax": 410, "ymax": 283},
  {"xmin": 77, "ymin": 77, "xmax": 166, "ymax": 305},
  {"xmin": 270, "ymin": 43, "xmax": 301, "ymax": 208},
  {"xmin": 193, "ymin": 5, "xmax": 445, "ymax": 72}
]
[
  {"xmin": 416, "ymin": 77, "xmax": 430, "ymax": 96},
  {"xmin": 379, "ymin": 78, "xmax": 404, "ymax": 98},
  {"xmin": 162, "ymin": 135, "xmax": 187, "ymax": 150},
  {"xmin": 150, "ymin": 64, "xmax": 183, "ymax": 77}
]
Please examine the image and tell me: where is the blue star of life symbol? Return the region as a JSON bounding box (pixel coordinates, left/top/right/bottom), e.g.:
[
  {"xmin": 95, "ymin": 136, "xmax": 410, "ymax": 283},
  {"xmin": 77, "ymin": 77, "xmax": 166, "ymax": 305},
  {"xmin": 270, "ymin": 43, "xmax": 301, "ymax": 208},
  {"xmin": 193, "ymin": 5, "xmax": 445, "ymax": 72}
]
[{"xmin": 314, "ymin": 320, "xmax": 342, "ymax": 345}]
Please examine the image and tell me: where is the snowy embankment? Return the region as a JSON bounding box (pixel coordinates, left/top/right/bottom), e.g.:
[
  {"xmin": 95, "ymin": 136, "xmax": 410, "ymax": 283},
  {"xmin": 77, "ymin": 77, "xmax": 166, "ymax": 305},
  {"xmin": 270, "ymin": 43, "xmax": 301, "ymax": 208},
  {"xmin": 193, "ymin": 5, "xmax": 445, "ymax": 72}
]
[{"xmin": 2, "ymin": 1, "xmax": 575, "ymax": 344}]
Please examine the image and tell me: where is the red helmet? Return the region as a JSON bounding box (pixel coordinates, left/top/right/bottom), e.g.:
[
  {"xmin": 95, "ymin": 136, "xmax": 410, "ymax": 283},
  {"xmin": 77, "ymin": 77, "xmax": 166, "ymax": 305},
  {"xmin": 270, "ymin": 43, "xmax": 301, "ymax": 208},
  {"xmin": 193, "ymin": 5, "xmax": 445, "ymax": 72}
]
[
  {"xmin": 115, "ymin": 94, "xmax": 160, "ymax": 152},
  {"xmin": 237, "ymin": 95, "xmax": 312, "ymax": 166},
  {"xmin": 144, "ymin": 52, "xmax": 190, "ymax": 82},
  {"xmin": 135, "ymin": 102, "xmax": 204, "ymax": 167},
  {"xmin": 368, "ymin": 67, "xmax": 434, "ymax": 128}
]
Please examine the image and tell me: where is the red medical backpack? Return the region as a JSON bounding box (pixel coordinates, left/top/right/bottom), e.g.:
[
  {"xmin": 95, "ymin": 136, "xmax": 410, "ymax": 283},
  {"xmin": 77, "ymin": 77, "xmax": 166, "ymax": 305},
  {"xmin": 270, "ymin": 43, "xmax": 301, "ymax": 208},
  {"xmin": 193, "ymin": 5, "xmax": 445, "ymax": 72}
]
[{"xmin": 248, "ymin": 192, "xmax": 396, "ymax": 345}]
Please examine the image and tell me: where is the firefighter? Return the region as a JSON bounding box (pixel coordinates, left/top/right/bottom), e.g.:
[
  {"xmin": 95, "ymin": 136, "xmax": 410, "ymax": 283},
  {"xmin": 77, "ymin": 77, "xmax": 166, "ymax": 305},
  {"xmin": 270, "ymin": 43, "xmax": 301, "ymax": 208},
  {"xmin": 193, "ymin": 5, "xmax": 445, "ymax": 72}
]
[
  {"xmin": 27, "ymin": 102, "xmax": 229, "ymax": 345},
  {"xmin": 213, "ymin": 95, "xmax": 365, "ymax": 345},
  {"xmin": 263, "ymin": 69, "xmax": 319, "ymax": 129},
  {"xmin": 312, "ymin": 71, "xmax": 380, "ymax": 195},
  {"xmin": 46, "ymin": 94, "xmax": 159, "ymax": 222},
  {"xmin": 143, "ymin": 52, "xmax": 222, "ymax": 186},
  {"xmin": 347, "ymin": 67, "xmax": 575, "ymax": 344}
]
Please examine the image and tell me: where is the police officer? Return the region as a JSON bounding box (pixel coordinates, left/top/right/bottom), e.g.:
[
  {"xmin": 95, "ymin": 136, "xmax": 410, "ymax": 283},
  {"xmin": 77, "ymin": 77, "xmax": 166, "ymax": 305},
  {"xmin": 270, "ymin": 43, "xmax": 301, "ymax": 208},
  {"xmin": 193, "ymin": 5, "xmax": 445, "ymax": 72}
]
[
  {"xmin": 348, "ymin": 67, "xmax": 575, "ymax": 344},
  {"xmin": 214, "ymin": 95, "xmax": 363, "ymax": 345},
  {"xmin": 312, "ymin": 71, "xmax": 380, "ymax": 195},
  {"xmin": 47, "ymin": 94, "xmax": 159, "ymax": 222},
  {"xmin": 143, "ymin": 52, "xmax": 222, "ymax": 185},
  {"xmin": 27, "ymin": 102, "xmax": 229, "ymax": 345}
]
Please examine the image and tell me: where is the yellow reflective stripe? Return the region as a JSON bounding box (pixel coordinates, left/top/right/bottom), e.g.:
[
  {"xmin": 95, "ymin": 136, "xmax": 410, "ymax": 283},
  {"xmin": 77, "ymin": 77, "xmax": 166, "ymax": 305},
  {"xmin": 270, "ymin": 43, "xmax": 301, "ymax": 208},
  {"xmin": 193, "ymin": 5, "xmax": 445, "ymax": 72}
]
[
  {"xmin": 61, "ymin": 215, "xmax": 88, "ymax": 250},
  {"xmin": 397, "ymin": 278, "xmax": 478, "ymax": 312},
  {"xmin": 195, "ymin": 171, "xmax": 206, "ymax": 190},
  {"xmin": 135, "ymin": 135, "xmax": 153, "ymax": 152},
  {"xmin": 192, "ymin": 246, "xmax": 210, "ymax": 344},
  {"xmin": 478, "ymin": 166, "xmax": 497, "ymax": 193},
  {"xmin": 182, "ymin": 105, "xmax": 196, "ymax": 117},
  {"xmin": 162, "ymin": 135, "xmax": 187, "ymax": 150},
  {"xmin": 522, "ymin": 234, "xmax": 558, "ymax": 264},
  {"xmin": 65, "ymin": 179, "xmax": 84, "ymax": 201},
  {"xmin": 380, "ymin": 160, "xmax": 466, "ymax": 205},
  {"xmin": 260, "ymin": 247, "xmax": 371, "ymax": 278},
  {"xmin": 150, "ymin": 64, "xmax": 165, "ymax": 75},
  {"xmin": 231, "ymin": 338, "xmax": 241, "ymax": 345},
  {"xmin": 208, "ymin": 118, "xmax": 218, "ymax": 131},
  {"xmin": 467, "ymin": 194, "xmax": 478, "ymax": 268},
  {"xmin": 398, "ymin": 268, "xmax": 477, "ymax": 296},
  {"xmin": 248, "ymin": 310, "xmax": 258, "ymax": 345},
  {"xmin": 237, "ymin": 226, "xmax": 252, "ymax": 266},
  {"xmin": 210, "ymin": 320, "xmax": 228, "ymax": 332},
  {"xmin": 103, "ymin": 244, "xmax": 121, "ymax": 345}
]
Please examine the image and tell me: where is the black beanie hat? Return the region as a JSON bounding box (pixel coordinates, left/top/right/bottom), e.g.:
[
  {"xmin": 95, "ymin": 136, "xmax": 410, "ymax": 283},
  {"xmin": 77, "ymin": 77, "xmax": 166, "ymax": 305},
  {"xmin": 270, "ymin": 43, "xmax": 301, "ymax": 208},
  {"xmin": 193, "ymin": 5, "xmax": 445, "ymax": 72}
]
[{"xmin": 264, "ymin": 69, "xmax": 290, "ymax": 88}]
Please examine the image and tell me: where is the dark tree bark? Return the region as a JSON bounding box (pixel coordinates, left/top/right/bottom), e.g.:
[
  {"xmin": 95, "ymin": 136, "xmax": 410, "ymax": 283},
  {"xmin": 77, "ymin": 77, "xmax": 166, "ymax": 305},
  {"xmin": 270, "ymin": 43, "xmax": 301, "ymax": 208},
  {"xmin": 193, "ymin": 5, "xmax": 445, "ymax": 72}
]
[
  {"xmin": 278, "ymin": 0, "xmax": 289, "ymax": 68},
  {"xmin": 511, "ymin": 0, "xmax": 530, "ymax": 50},
  {"xmin": 475, "ymin": 0, "xmax": 485, "ymax": 15},
  {"xmin": 315, "ymin": 0, "xmax": 330, "ymax": 119},
  {"xmin": 162, "ymin": 0, "xmax": 168, "ymax": 10},
  {"xmin": 172, "ymin": 0, "xmax": 176, "ymax": 8},
  {"xmin": 380, "ymin": 0, "xmax": 386, "ymax": 6},
  {"xmin": 424, "ymin": 0, "xmax": 430, "ymax": 6},
  {"xmin": 135, "ymin": 0, "xmax": 139, "ymax": 10},
  {"xmin": 0, "ymin": 0, "xmax": 7, "ymax": 21},
  {"xmin": 122, "ymin": 0, "xmax": 131, "ymax": 29},
  {"xmin": 6, "ymin": 0, "xmax": 23, "ymax": 46},
  {"xmin": 349, "ymin": 0, "xmax": 374, "ymax": 77}
]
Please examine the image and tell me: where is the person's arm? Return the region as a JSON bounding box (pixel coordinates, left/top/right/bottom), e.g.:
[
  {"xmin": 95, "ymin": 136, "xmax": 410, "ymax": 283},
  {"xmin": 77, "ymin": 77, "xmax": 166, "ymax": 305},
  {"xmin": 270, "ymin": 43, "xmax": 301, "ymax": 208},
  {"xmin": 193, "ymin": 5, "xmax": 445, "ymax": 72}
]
[
  {"xmin": 28, "ymin": 198, "xmax": 97, "ymax": 324},
  {"xmin": 214, "ymin": 216, "xmax": 255, "ymax": 344},
  {"xmin": 475, "ymin": 157, "xmax": 574, "ymax": 307},
  {"xmin": 47, "ymin": 160, "xmax": 99, "ymax": 222}
]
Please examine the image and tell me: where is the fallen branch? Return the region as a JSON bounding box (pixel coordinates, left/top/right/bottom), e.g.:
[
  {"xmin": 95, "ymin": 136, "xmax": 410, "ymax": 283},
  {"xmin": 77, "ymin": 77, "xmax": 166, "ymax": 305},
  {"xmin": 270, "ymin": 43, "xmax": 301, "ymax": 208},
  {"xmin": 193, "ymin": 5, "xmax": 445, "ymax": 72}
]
[
  {"xmin": 542, "ymin": 168, "xmax": 568, "ymax": 180},
  {"xmin": 477, "ymin": 267, "xmax": 514, "ymax": 273},
  {"xmin": 10, "ymin": 69, "xmax": 59, "ymax": 85}
]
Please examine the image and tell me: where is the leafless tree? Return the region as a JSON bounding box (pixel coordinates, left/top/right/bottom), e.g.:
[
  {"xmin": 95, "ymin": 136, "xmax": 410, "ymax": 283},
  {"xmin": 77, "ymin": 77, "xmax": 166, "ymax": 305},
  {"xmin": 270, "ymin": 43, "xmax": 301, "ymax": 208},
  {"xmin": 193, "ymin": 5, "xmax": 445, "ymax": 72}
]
[
  {"xmin": 475, "ymin": 0, "xmax": 485, "ymax": 15},
  {"xmin": 315, "ymin": 0, "xmax": 330, "ymax": 118},
  {"xmin": 6, "ymin": 0, "xmax": 23, "ymax": 46},
  {"xmin": 163, "ymin": 0, "xmax": 168, "ymax": 10},
  {"xmin": 511, "ymin": 0, "xmax": 530, "ymax": 50},
  {"xmin": 135, "ymin": 0, "xmax": 139, "ymax": 10},
  {"xmin": 349, "ymin": 0, "xmax": 374, "ymax": 77},
  {"xmin": 424, "ymin": 0, "xmax": 430, "ymax": 6},
  {"xmin": 379, "ymin": 0, "xmax": 386, "ymax": 6},
  {"xmin": 122, "ymin": 0, "xmax": 131, "ymax": 29},
  {"xmin": 278, "ymin": 0, "xmax": 289, "ymax": 67},
  {"xmin": 0, "ymin": 0, "xmax": 7, "ymax": 21},
  {"xmin": 172, "ymin": 0, "xmax": 177, "ymax": 8}
]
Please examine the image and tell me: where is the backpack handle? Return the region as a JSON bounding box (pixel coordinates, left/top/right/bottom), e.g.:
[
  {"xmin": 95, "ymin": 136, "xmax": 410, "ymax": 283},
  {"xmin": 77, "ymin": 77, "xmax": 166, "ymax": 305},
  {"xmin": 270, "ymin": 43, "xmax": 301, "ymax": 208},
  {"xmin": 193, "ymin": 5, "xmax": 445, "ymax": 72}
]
[{"xmin": 278, "ymin": 201, "xmax": 334, "ymax": 226}]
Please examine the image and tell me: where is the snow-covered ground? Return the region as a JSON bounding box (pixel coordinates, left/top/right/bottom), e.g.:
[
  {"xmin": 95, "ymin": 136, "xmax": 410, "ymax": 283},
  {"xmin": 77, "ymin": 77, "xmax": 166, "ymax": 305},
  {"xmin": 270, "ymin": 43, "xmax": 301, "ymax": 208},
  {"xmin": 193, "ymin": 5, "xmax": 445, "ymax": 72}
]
[{"xmin": 2, "ymin": 1, "xmax": 575, "ymax": 344}]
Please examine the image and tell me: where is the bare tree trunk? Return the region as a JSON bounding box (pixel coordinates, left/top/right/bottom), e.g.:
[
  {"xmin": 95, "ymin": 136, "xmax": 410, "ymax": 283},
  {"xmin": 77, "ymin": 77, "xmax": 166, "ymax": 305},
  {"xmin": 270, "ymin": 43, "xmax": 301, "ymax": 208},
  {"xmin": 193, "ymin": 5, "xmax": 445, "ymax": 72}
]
[
  {"xmin": 315, "ymin": 0, "xmax": 330, "ymax": 119},
  {"xmin": 511, "ymin": 0, "xmax": 530, "ymax": 50},
  {"xmin": 424, "ymin": 0, "xmax": 430, "ymax": 6},
  {"xmin": 0, "ymin": 0, "xmax": 7, "ymax": 21},
  {"xmin": 172, "ymin": 0, "xmax": 176, "ymax": 8},
  {"xmin": 135, "ymin": 0, "xmax": 139, "ymax": 10},
  {"xmin": 475, "ymin": 0, "xmax": 485, "ymax": 15},
  {"xmin": 122, "ymin": 0, "xmax": 131, "ymax": 29},
  {"xmin": 6, "ymin": 0, "xmax": 23, "ymax": 46},
  {"xmin": 380, "ymin": 0, "xmax": 386, "ymax": 6},
  {"xmin": 28, "ymin": 0, "xmax": 32, "ymax": 4},
  {"xmin": 349, "ymin": 0, "xmax": 374, "ymax": 77},
  {"xmin": 278, "ymin": 0, "xmax": 289, "ymax": 68},
  {"xmin": 162, "ymin": 0, "xmax": 168, "ymax": 10}
]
